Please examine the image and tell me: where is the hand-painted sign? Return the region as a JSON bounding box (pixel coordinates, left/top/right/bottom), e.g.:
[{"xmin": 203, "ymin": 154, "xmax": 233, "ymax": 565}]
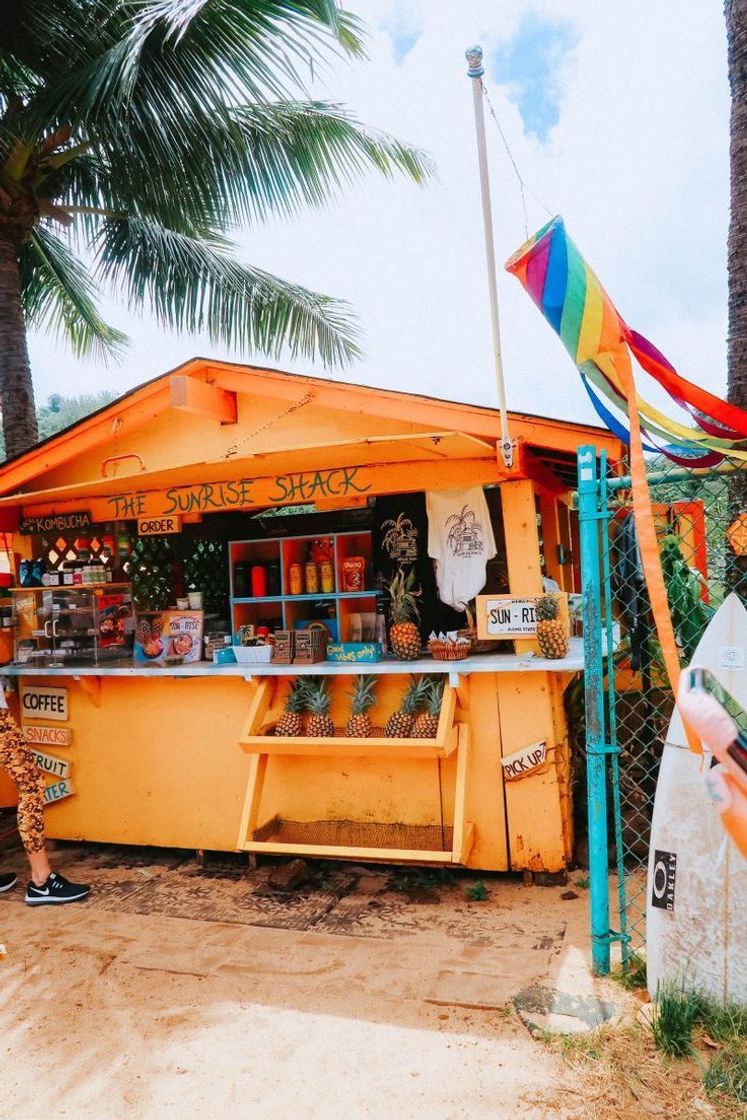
[
  {"xmin": 104, "ymin": 466, "xmax": 373, "ymax": 520},
  {"xmin": 43, "ymin": 778, "xmax": 76, "ymax": 805},
  {"xmin": 138, "ymin": 515, "xmax": 182, "ymax": 536},
  {"xmin": 21, "ymin": 685, "xmax": 68, "ymax": 722},
  {"xmin": 20, "ymin": 512, "xmax": 90, "ymax": 535},
  {"xmin": 501, "ymin": 740, "xmax": 548, "ymax": 781},
  {"xmin": 24, "ymin": 725, "xmax": 72, "ymax": 747},
  {"xmin": 31, "ymin": 750, "xmax": 70, "ymax": 780}
]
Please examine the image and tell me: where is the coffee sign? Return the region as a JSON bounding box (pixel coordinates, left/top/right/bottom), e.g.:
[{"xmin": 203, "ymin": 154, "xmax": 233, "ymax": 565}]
[{"xmin": 21, "ymin": 685, "xmax": 68, "ymax": 722}]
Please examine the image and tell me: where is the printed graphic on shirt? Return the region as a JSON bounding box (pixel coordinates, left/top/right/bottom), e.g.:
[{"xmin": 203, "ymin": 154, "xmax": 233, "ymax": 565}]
[
  {"xmin": 381, "ymin": 513, "xmax": 419, "ymax": 563},
  {"xmin": 446, "ymin": 505, "xmax": 485, "ymax": 558}
]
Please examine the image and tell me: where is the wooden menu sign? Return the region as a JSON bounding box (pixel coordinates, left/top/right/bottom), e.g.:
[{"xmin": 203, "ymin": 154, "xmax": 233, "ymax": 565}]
[
  {"xmin": 19, "ymin": 511, "xmax": 90, "ymax": 535},
  {"xmin": 475, "ymin": 593, "xmax": 569, "ymax": 641},
  {"xmin": 24, "ymin": 725, "xmax": 72, "ymax": 747},
  {"xmin": 137, "ymin": 515, "xmax": 182, "ymax": 536}
]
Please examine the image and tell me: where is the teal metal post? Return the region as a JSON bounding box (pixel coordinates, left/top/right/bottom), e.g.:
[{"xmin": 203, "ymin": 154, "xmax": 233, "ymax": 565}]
[{"xmin": 577, "ymin": 445, "xmax": 611, "ymax": 974}]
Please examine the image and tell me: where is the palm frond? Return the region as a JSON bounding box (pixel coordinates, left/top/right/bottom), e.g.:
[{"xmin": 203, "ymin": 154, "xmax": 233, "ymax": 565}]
[
  {"xmin": 93, "ymin": 216, "xmax": 360, "ymax": 367},
  {"xmin": 20, "ymin": 225, "xmax": 127, "ymax": 361}
]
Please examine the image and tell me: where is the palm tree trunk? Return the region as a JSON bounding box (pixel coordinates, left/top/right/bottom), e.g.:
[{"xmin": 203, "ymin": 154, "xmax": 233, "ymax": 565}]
[
  {"xmin": 0, "ymin": 235, "xmax": 38, "ymax": 457},
  {"xmin": 726, "ymin": 0, "xmax": 747, "ymax": 407}
]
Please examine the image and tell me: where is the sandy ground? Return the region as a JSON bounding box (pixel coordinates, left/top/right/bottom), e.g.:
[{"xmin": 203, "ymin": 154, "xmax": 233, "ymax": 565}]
[{"xmin": 0, "ymin": 846, "xmax": 722, "ymax": 1120}]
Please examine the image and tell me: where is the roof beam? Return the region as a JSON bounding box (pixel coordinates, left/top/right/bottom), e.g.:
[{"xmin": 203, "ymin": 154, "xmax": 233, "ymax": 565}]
[{"xmin": 170, "ymin": 375, "xmax": 237, "ymax": 424}]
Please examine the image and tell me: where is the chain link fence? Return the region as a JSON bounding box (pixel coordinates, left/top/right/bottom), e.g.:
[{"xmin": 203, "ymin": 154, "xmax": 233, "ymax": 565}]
[{"xmin": 579, "ymin": 451, "xmax": 747, "ymax": 973}]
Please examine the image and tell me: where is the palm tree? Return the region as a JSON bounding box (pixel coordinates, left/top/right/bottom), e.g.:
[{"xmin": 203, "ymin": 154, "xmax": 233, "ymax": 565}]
[
  {"xmin": 0, "ymin": 1, "xmax": 432, "ymax": 457},
  {"xmin": 726, "ymin": 0, "xmax": 747, "ymax": 407}
]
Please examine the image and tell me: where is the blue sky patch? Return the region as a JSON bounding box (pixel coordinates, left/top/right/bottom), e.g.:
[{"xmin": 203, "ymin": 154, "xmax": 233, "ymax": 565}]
[
  {"xmin": 382, "ymin": 5, "xmax": 422, "ymax": 64},
  {"xmin": 493, "ymin": 15, "xmax": 578, "ymax": 143}
]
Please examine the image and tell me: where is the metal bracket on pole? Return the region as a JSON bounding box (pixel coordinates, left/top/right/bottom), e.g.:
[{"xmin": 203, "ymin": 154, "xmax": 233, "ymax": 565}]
[{"xmin": 465, "ymin": 45, "xmax": 513, "ymax": 469}]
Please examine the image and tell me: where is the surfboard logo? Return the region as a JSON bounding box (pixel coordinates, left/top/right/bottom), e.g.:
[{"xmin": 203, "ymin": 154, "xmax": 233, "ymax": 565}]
[{"xmin": 651, "ymin": 849, "xmax": 677, "ymax": 912}]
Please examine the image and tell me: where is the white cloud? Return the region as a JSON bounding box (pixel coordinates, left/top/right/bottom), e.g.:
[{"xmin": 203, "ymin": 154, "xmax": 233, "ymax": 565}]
[{"xmin": 28, "ymin": 0, "xmax": 729, "ymax": 434}]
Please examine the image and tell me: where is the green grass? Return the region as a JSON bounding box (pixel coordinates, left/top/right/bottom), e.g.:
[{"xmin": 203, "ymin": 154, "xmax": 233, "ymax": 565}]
[
  {"xmin": 651, "ymin": 982, "xmax": 702, "ymax": 1057},
  {"xmin": 649, "ymin": 980, "xmax": 747, "ymax": 1107},
  {"xmin": 388, "ymin": 867, "xmax": 456, "ymax": 893},
  {"xmin": 613, "ymin": 951, "xmax": 648, "ymax": 991},
  {"xmin": 466, "ymin": 879, "xmax": 488, "ymax": 902},
  {"xmin": 702, "ymin": 1041, "xmax": 747, "ymax": 1103},
  {"xmin": 575, "ymin": 875, "xmax": 590, "ymax": 890}
]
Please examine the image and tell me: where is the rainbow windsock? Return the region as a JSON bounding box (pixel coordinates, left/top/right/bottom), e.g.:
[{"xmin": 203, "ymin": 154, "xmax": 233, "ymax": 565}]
[{"xmin": 506, "ymin": 217, "xmax": 747, "ymax": 465}]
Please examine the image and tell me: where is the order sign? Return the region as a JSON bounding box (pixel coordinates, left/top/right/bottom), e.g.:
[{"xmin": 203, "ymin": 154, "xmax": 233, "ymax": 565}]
[{"xmin": 21, "ymin": 685, "xmax": 68, "ymax": 722}]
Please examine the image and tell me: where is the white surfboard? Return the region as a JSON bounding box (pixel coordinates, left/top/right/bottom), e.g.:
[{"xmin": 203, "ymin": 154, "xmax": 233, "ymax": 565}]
[{"xmin": 646, "ymin": 592, "xmax": 747, "ymax": 1005}]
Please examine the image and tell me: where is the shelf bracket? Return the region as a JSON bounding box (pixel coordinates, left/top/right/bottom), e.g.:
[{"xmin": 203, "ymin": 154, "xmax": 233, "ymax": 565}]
[
  {"xmin": 73, "ymin": 675, "xmax": 101, "ymax": 707},
  {"xmin": 449, "ymin": 672, "xmax": 470, "ymax": 711}
]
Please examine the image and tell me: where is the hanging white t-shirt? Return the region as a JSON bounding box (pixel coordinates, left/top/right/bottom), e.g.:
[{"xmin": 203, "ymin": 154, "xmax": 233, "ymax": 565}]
[{"xmin": 426, "ymin": 487, "xmax": 497, "ymax": 611}]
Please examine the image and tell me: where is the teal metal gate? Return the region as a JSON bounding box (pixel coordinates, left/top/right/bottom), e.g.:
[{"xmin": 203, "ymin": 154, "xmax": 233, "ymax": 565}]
[{"xmin": 576, "ymin": 444, "xmax": 743, "ymax": 976}]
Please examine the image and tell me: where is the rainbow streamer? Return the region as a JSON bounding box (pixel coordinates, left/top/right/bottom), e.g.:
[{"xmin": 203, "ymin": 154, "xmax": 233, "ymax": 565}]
[{"xmin": 505, "ymin": 217, "xmax": 747, "ymax": 465}]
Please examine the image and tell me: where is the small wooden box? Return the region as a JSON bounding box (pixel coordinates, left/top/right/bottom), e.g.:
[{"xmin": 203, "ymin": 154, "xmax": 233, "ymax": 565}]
[
  {"xmin": 271, "ymin": 630, "xmax": 295, "ymax": 664},
  {"xmin": 293, "ymin": 627, "xmax": 327, "ymax": 664}
]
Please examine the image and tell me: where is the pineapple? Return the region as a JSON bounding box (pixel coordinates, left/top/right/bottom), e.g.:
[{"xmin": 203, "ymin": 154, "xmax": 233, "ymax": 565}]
[
  {"xmin": 385, "ymin": 675, "xmax": 429, "ymax": 738},
  {"xmin": 535, "ymin": 594, "xmax": 569, "ymax": 659},
  {"xmin": 388, "ymin": 567, "xmax": 422, "ymax": 661},
  {"xmin": 274, "ymin": 678, "xmax": 308, "ymax": 737},
  {"xmin": 345, "ymin": 675, "xmax": 377, "ymax": 738},
  {"xmin": 411, "ymin": 676, "xmax": 444, "ymax": 738},
  {"xmin": 306, "ymin": 678, "xmax": 335, "ymax": 737}
]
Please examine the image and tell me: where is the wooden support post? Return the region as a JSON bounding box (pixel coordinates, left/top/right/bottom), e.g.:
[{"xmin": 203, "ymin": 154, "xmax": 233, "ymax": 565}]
[
  {"xmin": 500, "ymin": 478, "xmax": 543, "ymax": 654},
  {"xmin": 237, "ymin": 753, "xmax": 269, "ymax": 849},
  {"xmin": 538, "ymin": 494, "xmax": 563, "ymax": 589},
  {"xmin": 451, "ymin": 724, "xmax": 471, "ymax": 863}
]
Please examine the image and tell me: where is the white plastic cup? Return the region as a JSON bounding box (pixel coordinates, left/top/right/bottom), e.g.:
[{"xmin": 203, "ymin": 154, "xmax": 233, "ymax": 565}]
[
  {"xmin": 176, "ymin": 597, "xmax": 189, "ymax": 610},
  {"xmin": 187, "ymin": 592, "xmax": 203, "ymax": 610}
]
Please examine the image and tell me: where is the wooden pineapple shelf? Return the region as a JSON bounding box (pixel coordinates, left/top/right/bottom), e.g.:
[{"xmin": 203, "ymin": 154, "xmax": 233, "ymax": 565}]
[{"xmin": 236, "ymin": 676, "xmax": 474, "ymax": 864}]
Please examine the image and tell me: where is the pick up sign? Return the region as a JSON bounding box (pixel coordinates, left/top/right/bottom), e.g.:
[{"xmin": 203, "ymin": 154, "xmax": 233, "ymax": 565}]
[{"xmin": 501, "ymin": 740, "xmax": 548, "ymax": 782}]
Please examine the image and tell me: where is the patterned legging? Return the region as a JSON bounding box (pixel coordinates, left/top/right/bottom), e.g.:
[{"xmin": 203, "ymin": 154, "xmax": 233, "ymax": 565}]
[{"xmin": 0, "ymin": 711, "xmax": 46, "ymax": 854}]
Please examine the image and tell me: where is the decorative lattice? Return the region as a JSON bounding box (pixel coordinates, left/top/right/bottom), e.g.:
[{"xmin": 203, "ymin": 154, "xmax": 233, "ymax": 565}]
[{"xmin": 184, "ymin": 539, "xmax": 229, "ymax": 617}]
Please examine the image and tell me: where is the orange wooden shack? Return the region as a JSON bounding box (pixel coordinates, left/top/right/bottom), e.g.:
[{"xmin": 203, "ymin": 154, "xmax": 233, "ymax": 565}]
[{"xmin": 0, "ymin": 359, "xmax": 621, "ymax": 872}]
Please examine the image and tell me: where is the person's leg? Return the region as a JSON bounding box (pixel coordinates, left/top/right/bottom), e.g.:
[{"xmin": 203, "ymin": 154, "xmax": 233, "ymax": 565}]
[
  {"xmin": 0, "ymin": 711, "xmax": 49, "ymax": 880},
  {"xmin": 0, "ymin": 710, "xmax": 89, "ymax": 902}
]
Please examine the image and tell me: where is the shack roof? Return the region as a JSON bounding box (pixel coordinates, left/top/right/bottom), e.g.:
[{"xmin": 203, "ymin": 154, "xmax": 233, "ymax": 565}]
[{"xmin": 0, "ymin": 358, "xmax": 622, "ymax": 522}]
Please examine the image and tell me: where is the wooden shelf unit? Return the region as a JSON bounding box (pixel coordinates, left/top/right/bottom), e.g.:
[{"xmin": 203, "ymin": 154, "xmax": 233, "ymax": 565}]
[
  {"xmin": 236, "ymin": 675, "xmax": 473, "ymax": 865},
  {"xmin": 228, "ymin": 530, "xmax": 379, "ymax": 644}
]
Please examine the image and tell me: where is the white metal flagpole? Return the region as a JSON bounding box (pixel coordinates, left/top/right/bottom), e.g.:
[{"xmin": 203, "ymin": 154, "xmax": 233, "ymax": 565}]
[{"xmin": 465, "ymin": 45, "xmax": 513, "ymax": 468}]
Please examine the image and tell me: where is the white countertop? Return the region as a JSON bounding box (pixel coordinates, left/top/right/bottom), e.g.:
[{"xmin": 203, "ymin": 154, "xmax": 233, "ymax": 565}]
[{"xmin": 2, "ymin": 640, "xmax": 583, "ymax": 679}]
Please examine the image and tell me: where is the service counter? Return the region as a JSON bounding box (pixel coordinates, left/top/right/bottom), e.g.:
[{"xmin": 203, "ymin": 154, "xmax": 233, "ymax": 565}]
[{"xmin": 5, "ymin": 645, "xmax": 582, "ymax": 872}]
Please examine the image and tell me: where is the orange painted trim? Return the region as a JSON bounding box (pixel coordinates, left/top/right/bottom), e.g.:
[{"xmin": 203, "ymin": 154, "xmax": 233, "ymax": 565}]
[
  {"xmin": 17, "ymin": 457, "xmax": 502, "ymax": 521},
  {"xmin": 0, "ymin": 356, "xmax": 622, "ymax": 500}
]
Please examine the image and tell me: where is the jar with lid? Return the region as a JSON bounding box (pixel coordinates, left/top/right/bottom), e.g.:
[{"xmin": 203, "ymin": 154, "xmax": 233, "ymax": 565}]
[
  {"xmin": 233, "ymin": 562, "xmax": 250, "ymax": 597},
  {"xmin": 289, "ymin": 563, "xmax": 303, "ymax": 596}
]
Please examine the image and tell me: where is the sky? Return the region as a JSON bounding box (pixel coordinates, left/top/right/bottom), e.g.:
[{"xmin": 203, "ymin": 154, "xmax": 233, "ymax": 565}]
[{"xmin": 28, "ymin": 1, "xmax": 730, "ymax": 428}]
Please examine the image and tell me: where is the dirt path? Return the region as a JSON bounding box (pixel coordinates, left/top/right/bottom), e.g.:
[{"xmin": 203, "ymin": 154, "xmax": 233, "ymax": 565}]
[{"xmin": 0, "ymin": 847, "xmax": 729, "ymax": 1119}]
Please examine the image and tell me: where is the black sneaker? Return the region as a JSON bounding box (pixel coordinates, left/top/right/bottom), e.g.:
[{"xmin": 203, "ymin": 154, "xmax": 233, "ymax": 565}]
[
  {"xmin": 0, "ymin": 872, "xmax": 17, "ymax": 893},
  {"xmin": 25, "ymin": 871, "xmax": 90, "ymax": 906}
]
